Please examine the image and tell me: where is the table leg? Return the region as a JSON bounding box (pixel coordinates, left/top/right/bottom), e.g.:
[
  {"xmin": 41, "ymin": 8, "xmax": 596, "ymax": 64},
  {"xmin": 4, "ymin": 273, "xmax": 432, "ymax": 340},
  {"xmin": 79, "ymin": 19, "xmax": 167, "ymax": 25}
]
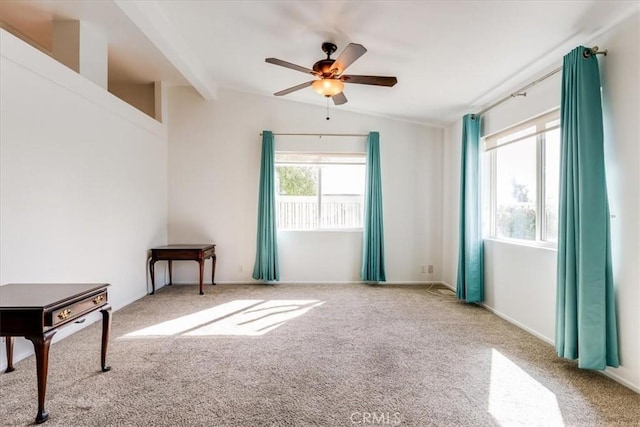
[
  {"xmin": 149, "ymin": 259, "xmax": 156, "ymax": 295},
  {"xmin": 198, "ymin": 260, "xmax": 204, "ymax": 295},
  {"xmin": 168, "ymin": 260, "xmax": 173, "ymax": 286},
  {"xmin": 5, "ymin": 337, "xmax": 15, "ymax": 373},
  {"xmin": 100, "ymin": 305, "xmax": 112, "ymax": 372},
  {"xmin": 211, "ymin": 255, "xmax": 217, "ymax": 286},
  {"xmin": 26, "ymin": 330, "xmax": 56, "ymax": 424}
]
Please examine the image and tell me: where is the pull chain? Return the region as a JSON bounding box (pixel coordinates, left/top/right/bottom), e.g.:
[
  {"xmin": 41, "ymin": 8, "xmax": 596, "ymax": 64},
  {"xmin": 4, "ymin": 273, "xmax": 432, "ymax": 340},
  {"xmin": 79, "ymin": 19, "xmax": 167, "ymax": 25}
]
[{"xmin": 326, "ymin": 97, "xmax": 330, "ymax": 120}]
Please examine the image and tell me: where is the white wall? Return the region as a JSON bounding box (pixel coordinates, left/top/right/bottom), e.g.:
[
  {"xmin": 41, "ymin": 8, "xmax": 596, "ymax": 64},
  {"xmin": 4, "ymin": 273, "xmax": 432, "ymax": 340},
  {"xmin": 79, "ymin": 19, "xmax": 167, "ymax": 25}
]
[
  {"xmin": 0, "ymin": 30, "xmax": 168, "ymax": 370},
  {"xmin": 598, "ymin": 12, "xmax": 640, "ymax": 392},
  {"xmin": 442, "ymin": 121, "xmax": 462, "ymax": 288},
  {"xmin": 167, "ymin": 87, "xmax": 443, "ymax": 284},
  {"xmin": 441, "ymin": 12, "xmax": 640, "ymax": 392}
]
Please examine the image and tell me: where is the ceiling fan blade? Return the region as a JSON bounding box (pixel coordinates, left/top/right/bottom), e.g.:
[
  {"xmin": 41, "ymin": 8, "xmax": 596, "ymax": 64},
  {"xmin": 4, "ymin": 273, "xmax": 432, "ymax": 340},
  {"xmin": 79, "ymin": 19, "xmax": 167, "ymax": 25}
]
[
  {"xmin": 341, "ymin": 75, "xmax": 398, "ymax": 87},
  {"xmin": 274, "ymin": 81, "xmax": 315, "ymax": 96},
  {"xmin": 331, "ymin": 43, "xmax": 367, "ymax": 75},
  {"xmin": 266, "ymin": 58, "xmax": 317, "ymax": 75},
  {"xmin": 332, "ymin": 92, "xmax": 348, "ymax": 105}
]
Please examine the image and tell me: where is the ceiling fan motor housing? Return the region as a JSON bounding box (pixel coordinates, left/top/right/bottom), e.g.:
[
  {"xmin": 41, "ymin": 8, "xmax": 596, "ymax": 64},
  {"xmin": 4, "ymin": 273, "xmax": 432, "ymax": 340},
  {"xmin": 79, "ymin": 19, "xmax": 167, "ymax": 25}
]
[
  {"xmin": 313, "ymin": 59, "xmax": 337, "ymax": 76},
  {"xmin": 314, "ymin": 42, "xmax": 339, "ymax": 76}
]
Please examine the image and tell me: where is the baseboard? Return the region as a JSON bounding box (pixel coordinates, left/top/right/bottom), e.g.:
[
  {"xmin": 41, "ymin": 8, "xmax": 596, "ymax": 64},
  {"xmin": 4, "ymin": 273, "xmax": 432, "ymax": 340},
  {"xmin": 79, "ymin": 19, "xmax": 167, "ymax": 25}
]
[
  {"xmin": 168, "ymin": 280, "xmax": 446, "ymax": 285},
  {"xmin": 441, "ymin": 280, "xmax": 554, "ymax": 345},
  {"xmin": 440, "ymin": 281, "xmax": 455, "ymax": 291},
  {"xmin": 376, "ymin": 281, "xmax": 444, "ymax": 285},
  {"xmin": 479, "ymin": 303, "xmax": 555, "ymax": 346},
  {"xmin": 600, "ymin": 370, "xmax": 640, "ymax": 394},
  {"xmin": 484, "ymin": 303, "xmax": 640, "ymax": 393},
  {"xmin": 440, "ymin": 282, "xmax": 640, "ymax": 393}
]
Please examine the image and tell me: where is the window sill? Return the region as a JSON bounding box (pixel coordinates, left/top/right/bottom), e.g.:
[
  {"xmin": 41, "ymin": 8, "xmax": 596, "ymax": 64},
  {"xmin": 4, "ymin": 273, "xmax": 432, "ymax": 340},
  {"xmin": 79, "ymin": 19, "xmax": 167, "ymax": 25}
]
[
  {"xmin": 483, "ymin": 237, "xmax": 557, "ymax": 251},
  {"xmin": 278, "ymin": 228, "xmax": 363, "ymax": 233}
]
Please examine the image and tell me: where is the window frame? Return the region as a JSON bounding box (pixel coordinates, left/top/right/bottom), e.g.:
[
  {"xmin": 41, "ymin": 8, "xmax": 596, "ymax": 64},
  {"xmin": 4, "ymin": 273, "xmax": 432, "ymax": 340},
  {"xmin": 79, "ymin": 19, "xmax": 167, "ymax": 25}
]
[
  {"xmin": 274, "ymin": 151, "xmax": 366, "ymax": 232},
  {"xmin": 483, "ymin": 109, "xmax": 560, "ymax": 248}
]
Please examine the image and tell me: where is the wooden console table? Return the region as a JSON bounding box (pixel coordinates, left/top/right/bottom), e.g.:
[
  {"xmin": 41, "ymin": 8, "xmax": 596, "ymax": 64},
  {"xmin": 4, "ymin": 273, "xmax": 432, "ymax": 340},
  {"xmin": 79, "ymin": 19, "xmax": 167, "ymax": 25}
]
[
  {"xmin": 0, "ymin": 283, "xmax": 112, "ymax": 424},
  {"xmin": 149, "ymin": 244, "xmax": 216, "ymax": 295}
]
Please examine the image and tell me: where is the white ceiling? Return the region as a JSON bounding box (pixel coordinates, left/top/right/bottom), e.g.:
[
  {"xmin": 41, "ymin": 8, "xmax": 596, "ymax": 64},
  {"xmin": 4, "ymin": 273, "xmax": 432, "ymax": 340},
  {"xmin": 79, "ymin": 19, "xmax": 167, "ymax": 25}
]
[{"xmin": 1, "ymin": 1, "xmax": 638, "ymax": 126}]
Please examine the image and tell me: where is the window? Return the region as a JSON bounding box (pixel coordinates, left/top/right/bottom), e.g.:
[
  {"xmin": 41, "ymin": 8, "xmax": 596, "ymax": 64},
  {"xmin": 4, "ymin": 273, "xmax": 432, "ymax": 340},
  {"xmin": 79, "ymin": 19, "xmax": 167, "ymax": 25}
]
[
  {"xmin": 275, "ymin": 152, "xmax": 365, "ymax": 230},
  {"xmin": 483, "ymin": 110, "xmax": 560, "ymax": 244}
]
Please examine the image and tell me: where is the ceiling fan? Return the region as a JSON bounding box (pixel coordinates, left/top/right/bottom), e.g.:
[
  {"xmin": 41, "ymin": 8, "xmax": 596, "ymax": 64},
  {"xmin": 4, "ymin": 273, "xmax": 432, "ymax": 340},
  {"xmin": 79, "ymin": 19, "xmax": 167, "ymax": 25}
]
[{"xmin": 265, "ymin": 42, "xmax": 398, "ymax": 105}]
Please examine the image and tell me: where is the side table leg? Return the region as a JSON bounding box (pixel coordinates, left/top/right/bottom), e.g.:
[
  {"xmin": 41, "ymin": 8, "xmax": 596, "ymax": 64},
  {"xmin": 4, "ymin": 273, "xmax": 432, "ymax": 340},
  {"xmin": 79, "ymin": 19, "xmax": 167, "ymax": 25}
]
[
  {"xmin": 211, "ymin": 255, "xmax": 217, "ymax": 286},
  {"xmin": 198, "ymin": 260, "xmax": 204, "ymax": 295},
  {"xmin": 5, "ymin": 337, "xmax": 15, "ymax": 373},
  {"xmin": 149, "ymin": 259, "xmax": 156, "ymax": 295},
  {"xmin": 168, "ymin": 260, "xmax": 173, "ymax": 286},
  {"xmin": 26, "ymin": 330, "xmax": 56, "ymax": 424},
  {"xmin": 100, "ymin": 305, "xmax": 112, "ymax": 372}
]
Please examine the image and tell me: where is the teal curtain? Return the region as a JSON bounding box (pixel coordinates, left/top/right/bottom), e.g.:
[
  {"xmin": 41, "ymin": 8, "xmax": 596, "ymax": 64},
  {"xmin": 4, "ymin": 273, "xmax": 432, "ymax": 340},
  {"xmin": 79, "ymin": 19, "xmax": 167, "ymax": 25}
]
[
  {"xmin": 456, "ymin": 114, "xmax": 483, "ymax": 303},
  {"xmin": 361, "ymin": 131, "xmax": 386, "ymax": 282},
  {"xmin": 555, "ymin": 46, "xmax": 619, "ymax": 369},
  {"xmin": 252, "ymin": 131, "xmax": 280, "ymax": 281}
]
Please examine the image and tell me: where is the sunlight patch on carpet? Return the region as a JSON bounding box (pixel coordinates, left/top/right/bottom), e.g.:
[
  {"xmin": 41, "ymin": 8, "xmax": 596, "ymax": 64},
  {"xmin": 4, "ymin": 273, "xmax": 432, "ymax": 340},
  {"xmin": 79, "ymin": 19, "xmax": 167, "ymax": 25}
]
[
  {"xmin": 488, "ymin": 348, "xmax": 565, "ymax": 426},
  {"xmin": 120, "ymin": 299, "xmax": 324, "ymax": 338}
]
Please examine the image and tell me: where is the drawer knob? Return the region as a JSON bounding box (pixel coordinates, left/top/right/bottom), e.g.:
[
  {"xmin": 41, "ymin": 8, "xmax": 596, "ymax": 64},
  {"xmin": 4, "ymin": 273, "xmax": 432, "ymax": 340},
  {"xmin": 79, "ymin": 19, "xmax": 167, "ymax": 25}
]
[
  {"xmin": 93, "ymin": 295, "xmax": 105, "ymax": 304},
  {"xmin": 58, "ymin": 309, "xmax": 72, "ymax": 320}
]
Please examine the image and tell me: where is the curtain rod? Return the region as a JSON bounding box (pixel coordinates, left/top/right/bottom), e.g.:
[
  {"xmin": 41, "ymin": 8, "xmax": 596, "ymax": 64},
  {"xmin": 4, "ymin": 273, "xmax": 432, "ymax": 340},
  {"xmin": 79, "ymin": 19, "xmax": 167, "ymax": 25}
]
[
  {"xmin": 259, "ymin": 132, "xmax": 368, "ymax": 137},
  {"xmin": 473, "ymin": 46, "xmax": 607, "ymax": 118}
]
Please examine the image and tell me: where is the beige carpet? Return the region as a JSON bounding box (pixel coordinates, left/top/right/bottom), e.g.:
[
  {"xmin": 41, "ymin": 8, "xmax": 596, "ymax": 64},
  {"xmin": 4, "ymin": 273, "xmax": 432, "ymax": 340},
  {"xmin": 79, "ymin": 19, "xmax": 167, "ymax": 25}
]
[{"xmin": 1, "ymin": 283, "xmax": 638, "ymax": 426}]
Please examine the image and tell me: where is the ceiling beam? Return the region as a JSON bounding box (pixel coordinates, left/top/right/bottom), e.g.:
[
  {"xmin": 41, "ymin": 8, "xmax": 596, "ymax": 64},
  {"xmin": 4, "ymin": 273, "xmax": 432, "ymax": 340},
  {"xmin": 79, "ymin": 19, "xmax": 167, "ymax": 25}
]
[{"xmin": 114, "ymin": 0, "xmax": 217, "ymax": 100}]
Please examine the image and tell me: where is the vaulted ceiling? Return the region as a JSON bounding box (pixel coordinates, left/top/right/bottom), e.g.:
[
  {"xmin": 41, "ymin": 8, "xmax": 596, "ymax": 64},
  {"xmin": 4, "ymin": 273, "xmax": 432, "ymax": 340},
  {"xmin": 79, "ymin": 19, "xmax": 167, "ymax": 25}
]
[{"xmin": 1, "ymin": 1, "xmax": 638, "ymax": 126}]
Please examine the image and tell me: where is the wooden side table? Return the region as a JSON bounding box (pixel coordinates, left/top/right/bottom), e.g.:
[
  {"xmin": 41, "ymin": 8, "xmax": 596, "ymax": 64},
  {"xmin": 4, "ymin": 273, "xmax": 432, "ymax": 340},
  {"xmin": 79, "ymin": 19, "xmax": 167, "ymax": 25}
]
[
  {"xmin": 149, "ymin": 244, "xmax": 216, "ymax": 295},
  {"xmin": 0, "ymin": 283, "xmax": 112, "ymax": 424}
]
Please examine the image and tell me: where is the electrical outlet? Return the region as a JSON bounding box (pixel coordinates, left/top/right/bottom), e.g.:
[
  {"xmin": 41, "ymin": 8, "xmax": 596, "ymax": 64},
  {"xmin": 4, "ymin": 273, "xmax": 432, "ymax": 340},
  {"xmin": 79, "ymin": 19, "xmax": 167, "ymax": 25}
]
[
  {"xmin": 428, "ymin": 265, "xmax": 434, "ymax": 274},
  {"xmin": 420, "ymin": 265, "xmax": 427, "ymax": 274}
]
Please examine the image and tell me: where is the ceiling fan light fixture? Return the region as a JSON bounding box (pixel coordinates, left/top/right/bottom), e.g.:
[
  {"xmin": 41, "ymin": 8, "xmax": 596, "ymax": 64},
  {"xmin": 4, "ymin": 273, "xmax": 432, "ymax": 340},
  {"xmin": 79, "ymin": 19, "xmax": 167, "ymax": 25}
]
[
  {"xmin": 312, "ymin": 79, "xmax": 344, "ymax": 97},
  {"xmin": 267, "ymin": 42, "xmax": 397, "ymax": 104}
]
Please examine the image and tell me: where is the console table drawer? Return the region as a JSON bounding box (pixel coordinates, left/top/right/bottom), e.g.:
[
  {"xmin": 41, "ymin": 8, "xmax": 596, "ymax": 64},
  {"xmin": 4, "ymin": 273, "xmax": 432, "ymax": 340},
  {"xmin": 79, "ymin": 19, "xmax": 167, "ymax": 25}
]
[{"xmin": 48, "ymin": 292, "xmax": 108, "ymax": 327}]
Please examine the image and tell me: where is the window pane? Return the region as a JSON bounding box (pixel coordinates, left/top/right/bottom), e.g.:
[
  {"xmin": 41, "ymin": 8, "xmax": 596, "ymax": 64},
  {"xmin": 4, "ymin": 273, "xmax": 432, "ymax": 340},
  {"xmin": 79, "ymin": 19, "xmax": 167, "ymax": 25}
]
[
  {"xmin": 495, "ymin": 137, "xmax": 537, "ymax": 240},
  {"xmin": 320, "ymin": 165, "xmax": 365, "ymax": 228},
  {"xmin": 481, "ymin": 151, "xmax": 491, "ymax": 237},
  {"xmin": 275, "ymin": 155, "xmax": 365, "ymax": 230},
  {"xmin": 544, "ymin": 128, "xmax": 560, "ymax": 242},
  {"xmin": 276, "ymin": 165, "xmax": 318, "ymax": 230}
]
